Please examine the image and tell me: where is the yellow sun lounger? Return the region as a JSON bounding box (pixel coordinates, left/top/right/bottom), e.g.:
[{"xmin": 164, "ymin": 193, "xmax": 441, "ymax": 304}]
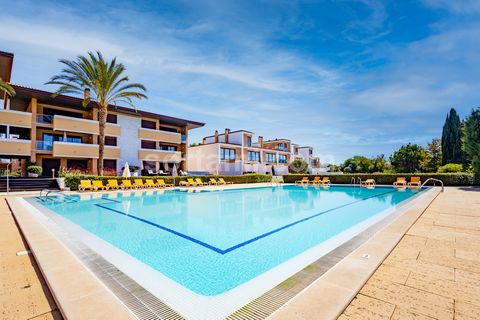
[
  {"xmin": 295, "ymin": 177, "xmax": 309, "ymax": 185},
  {"xmin": 393, "ymin": 177, "xmax": 407, "ymax": 187},
  {"xmin": 361, "ymin": 179, "xmax": 376, "ymax": 187},
  {"xmin": 122, "ymin": 180, "xmax": 135, "ymax": 189},
  {"xmin": 309, "ymin": 176, "xmax": 321, "ymax": 184},
  {"xmin": 78, "ymin": 180, "xmax": 95, "ymax": 191},
  {"xmin": 195, "ymin": 178, "xmax": 207, "ymax": 186},
  {"xmin": 134, "ymin": 179, "xmax": 146, "ymax": 188},
  {"xmin": 209, "ymin": 178, "xmax": 218, "ymax": 185},
  {"xmin": 145, "ymin": 179, "xmax": 156, "ymax": 188},
  {"xmin": 408, "ymin": 176, "xmax": 422, "ymax": 187},
  {"xmin": 92, "ymin": 180, "xmax": 109, "ymax": 190},
  {"xmin": 218, "ymin": 178, "xmax": 233, "ymax": 185},
  {"xmin": 107, "ymin": 179, "xmax": 121, "ymax": 190},
  {"xmin": 179, "ymin": 178, "xmax": 196, "ymax": 187},
  {"xmin": 320, "ymin": 177, "xmax": 331, "ymax": 185},
  {"xmin": 156, "ymin": 179, "xmax": 173, "ymax": 188}
]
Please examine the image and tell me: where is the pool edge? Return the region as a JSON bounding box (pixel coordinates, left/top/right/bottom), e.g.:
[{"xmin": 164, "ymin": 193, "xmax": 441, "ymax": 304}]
[
  {"xmin": 267, "ymin": 187, "xmax": 441, "ymax": 320},
  {"xmin": 6, "ymin": 197, "xmax": 138, "ymax": 320}
]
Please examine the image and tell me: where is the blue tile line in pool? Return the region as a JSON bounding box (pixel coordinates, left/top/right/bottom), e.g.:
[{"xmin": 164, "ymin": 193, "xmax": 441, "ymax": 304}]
[{"xmin": 93, "ymin": 189, "xmax": 398, "ymax": 255}]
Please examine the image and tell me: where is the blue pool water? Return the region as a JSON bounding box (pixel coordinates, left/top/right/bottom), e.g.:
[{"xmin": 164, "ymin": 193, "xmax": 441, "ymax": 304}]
[{"xmin": 29, "ymin": 185, "xmax": 423, "ymax": 296}]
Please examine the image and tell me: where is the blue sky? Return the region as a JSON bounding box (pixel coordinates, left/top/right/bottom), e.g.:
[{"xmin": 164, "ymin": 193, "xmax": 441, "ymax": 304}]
[{"xmin": 2, "ymin": 0, "xmax": 480, "ymax": 163}]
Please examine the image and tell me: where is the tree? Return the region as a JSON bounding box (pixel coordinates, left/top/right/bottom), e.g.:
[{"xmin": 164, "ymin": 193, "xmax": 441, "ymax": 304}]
[
  {"xmin": 0, "ymin": 78, "xmax": 15, "ymax": 97},
  {"xmin": 47, "ymin": 52, "xmax": 147, "ymax": 175},
  {"xmin": 441, "ymin": 108, "xmax": 463, "ymax": 164},
  {"xmin": 340, "ymin": 155, "xmax": 388, "ymax": 173},
  {"xmin": 462, "ymin": 108, "xmax": 480, "ymax": 173},
  {"xmin": 390, "ymin": 143, "xmax": 426, "ymax": 173},
  {"xmin": 288, "ymin": 159, "xmax": 309, "ymax": 174},
  {"xmin": 421, "ymin": 138, "xmax": 442, "ymax": 172}
]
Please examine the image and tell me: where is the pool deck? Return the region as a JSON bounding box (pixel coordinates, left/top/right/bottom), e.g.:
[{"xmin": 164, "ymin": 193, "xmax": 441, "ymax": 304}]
[
  {"xmin": 1, "ymin": 186, "xmax": 479, "ymax": 320},
  {"xmin": 0, "ymin": 196, "xmax": 61, "ymax": 320},
  {"xmin": 271, "ymin": 187, "xmax": 480, "ymax": 320},
  {"xmin": 338, "ymin": 186, "xmax": 480, "ymax": 320}
]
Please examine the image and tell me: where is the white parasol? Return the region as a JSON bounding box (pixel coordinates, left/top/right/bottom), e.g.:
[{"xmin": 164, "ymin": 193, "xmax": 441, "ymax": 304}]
[{"xmin": 122, "ymin": 162, "xmax": 131, "ymax": 177}]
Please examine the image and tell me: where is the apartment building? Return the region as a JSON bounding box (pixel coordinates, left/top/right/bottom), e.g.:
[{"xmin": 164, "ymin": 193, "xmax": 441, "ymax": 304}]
[
  {"xmin": 0, "ymin": 51, "xmax": 204, "ymax": 176},
  {"xmin": 187, "ymin": 129, "xmax": 321, "ymax": 175}
]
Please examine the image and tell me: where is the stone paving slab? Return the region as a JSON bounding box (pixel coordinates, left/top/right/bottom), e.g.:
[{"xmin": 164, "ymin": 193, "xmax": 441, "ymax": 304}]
[
  {"xmin": 339, "ymin": 187, "xmax": 480, "ymax": 320},
  {"xmin": 0, "ymin": 197, "xmax": 61, "ymax": 320}
]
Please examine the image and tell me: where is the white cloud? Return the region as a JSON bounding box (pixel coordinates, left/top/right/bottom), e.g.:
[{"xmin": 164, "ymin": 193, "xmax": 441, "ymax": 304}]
[{"xmin": 422, "ymin": 0, "xmax": 480, "ymax": 13}]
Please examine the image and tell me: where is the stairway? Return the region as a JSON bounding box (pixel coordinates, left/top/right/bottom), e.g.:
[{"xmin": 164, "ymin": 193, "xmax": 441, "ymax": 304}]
[{"xmin": 0, "ymin": 178, "xmax": 58, "ymax": 192}]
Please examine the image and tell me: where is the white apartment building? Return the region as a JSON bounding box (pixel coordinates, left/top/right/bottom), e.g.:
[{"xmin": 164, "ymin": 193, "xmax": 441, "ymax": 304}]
[{"xmin": 187, "ymin": 129, "xmax": 321, "ymax": 175}]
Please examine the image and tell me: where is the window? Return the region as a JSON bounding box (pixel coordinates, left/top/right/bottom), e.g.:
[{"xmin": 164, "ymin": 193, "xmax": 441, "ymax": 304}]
[
  {"xmin": 105, "ymin": 136, "xmax": 117, "ymax": 146},
  {"xmin": 67, "ymin": 159, "xmax": 88, "ymax": 170},
  {"xmin": 66, "ymin": 136, "xmax": 82, "ymax": 143},
  {"xmin": 265, "ymin": 153, "xmax": 276, "ymax": 162},
  {"xmin": 141, "ymin": 119, "xmax": 156, "ymax": 129},
  {"xmin": 220, "ymin": 148, "xmax": 236, "ymax": 160},
  {"xmin": 141, "ymin": 140, "xmax": 156, "ymax": 149},
  {"xmin": 106, "ymin": 114, "xmax": 117, "ymax": 124},
  {"xmin": 159, "ymin": 145, "xmax": 177, "ymax": 151},
  {"xmin": 279, "ymin": 154, "xmax": 287, "ymax": 163},
  {"xmin": 277, "ymin": 143, "xmax": 288, "ymax": 152},
  {"xmin": 104, "ymin": 160, "xmax": 117, "ymax": 169},
  {"xmin": 159, "ymin": 126, "xmax": 178, "ymax": 133},
  {"xmin": 247, "ymin": 151, "xmax": 260, "ymax": 162},
  {"xmin": 246, "ymin": 136, "xmax": 252, "ymax": 147}
]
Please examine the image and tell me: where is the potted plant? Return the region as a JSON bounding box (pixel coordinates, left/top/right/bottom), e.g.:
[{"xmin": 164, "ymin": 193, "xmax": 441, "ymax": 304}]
[
  {"xmin": 130, "ymin": 165, "xmax": 140, "ymax": 176},
  {"xmin": 27, "ymin": 165, "xmax": 43, "ymax": 177}
]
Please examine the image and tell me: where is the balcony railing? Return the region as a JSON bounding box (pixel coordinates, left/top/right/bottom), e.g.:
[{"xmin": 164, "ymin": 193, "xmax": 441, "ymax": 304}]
[
  {"xmin": 36, "ymin": 141, "xmax": 53, "ymax": 151},
  {"xmin": 36, "ymin": 114, "xmax": 54, "ymax": 124}
]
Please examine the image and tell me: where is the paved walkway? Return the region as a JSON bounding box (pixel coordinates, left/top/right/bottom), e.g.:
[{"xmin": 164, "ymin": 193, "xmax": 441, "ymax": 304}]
[
  {"xmin": 339, "ymin": 187, "xmax": 480, "ymax": 320},
  {"xmin": 0, "ymin": 197, "xmax": 62, "ymax": 320}
]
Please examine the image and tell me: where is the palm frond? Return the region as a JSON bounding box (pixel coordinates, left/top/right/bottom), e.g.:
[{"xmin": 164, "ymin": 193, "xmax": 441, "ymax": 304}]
[{"xmin": 0, "ymin": 78, "xmax": 16, "ymax": 97}]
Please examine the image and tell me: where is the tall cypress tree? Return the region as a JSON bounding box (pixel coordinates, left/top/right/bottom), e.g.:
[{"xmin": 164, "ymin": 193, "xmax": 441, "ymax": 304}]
[{"xmin": 441, "ymin": 108, "xmax": 463, "ymax": 164}]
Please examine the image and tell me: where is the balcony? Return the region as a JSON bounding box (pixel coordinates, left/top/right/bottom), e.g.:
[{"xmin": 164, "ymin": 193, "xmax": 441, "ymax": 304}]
[
  {"xmin": 104, "ymin": 146, "xmax": 121, "ymax": 159},
  {"xmin": 52, "ymin": 141, "xmax": 99, "ymax": 158},
  {"xmin": 138, "ymin": 128, "xmax": 181, "ymax": 144},
  {"xmin": 138, "ymin": 149, "xmax": 182, "ymax": 162},
  {"xmin": 35, "ymin": 141, "xmax": 53, "ymax": 151},
  {"xmin": 51, "ymin": 142, "xmax": 121, "ymax": 159},
  {"xmin": 0, "ymin": 138, "xmax": 31, "ymax": 156},
  {"xmin": 35, "ymin": 114, "xmax": 53, "ymax": 124},
  {"xmin": 0, "ymin": 109, "xmax": 32, "ymax": 128},
  {"xmin": 51, "ymin": 115, "xmax": 121, "ymax": 136}
]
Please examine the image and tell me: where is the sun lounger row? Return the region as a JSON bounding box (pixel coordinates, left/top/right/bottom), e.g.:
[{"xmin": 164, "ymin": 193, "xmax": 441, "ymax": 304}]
[
  {"xmin": 295, "ymin": 176, "xmax": 331, "ymax": 185},
  {"xmin": 179, "ymin": 177, "xmax": 233, "ymax": 187},
  {"xmin": 78, "ymin": 179, "xmax": 173, "ymax": 191}
]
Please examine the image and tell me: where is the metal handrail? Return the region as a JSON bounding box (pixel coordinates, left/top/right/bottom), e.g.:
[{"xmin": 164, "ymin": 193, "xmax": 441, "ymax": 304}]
[
  {"xmin": 421, "ymin": 178, "xmax": 444, "ymax": 192},
  {"xmin": 40, "ymin": 189, "xmax": 76, "ymax": 202}
]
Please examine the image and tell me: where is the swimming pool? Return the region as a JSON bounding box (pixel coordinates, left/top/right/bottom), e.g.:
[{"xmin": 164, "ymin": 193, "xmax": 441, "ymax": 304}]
[{"xmin": 27, "ymin": 185, "xmax": 425, "ymax": 318}]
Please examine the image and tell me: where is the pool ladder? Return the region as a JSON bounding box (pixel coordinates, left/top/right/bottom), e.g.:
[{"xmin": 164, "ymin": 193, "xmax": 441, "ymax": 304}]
[
  {"xmin": 351, "ymin": 177, "xmax": 362, "ymax": 187},
  {"xmin": 40, "ymin": 189, "xmax": 77, "ymax": 202},
  {"xmin": 421, "ymin": 178, "xmax": 444, "ymax": 192}
]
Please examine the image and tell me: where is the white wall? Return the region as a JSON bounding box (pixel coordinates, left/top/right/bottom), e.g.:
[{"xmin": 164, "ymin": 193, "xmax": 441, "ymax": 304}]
[
  {"xmin": 117, "ymin": 114, "xmax": 142, "ymax": 173},
  {"xmin": 187, "ymin": 143, "xmax": 219, "ymax": 173},
  {"xmin": 228, "ymin": 132, "xmax": 244, "ymax": 145}
]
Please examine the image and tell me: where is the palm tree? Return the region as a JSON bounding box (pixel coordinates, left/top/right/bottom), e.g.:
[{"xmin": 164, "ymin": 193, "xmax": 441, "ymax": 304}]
[
  {"xmin": 46, "ymin": 51, "xmax": 147, "ymax": 175},
  {"xmin": 0, "ymin": 78, "xmax": 15, "ymax": 97}
]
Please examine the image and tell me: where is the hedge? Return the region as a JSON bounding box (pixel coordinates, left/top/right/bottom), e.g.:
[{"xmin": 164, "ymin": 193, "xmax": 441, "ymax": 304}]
[
  {"xmin": 283, "ymin": 173, "xmax": 479, "ymax": 186},
  {"xmin": 63, "ymin": 173, "xmax": 272, "ymax": 190}
]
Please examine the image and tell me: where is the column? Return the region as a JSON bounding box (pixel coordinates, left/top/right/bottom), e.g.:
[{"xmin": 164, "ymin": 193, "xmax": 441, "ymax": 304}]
[{"xmin": 29, "ymin": 98, "xmax": 37, "ymax": 163}]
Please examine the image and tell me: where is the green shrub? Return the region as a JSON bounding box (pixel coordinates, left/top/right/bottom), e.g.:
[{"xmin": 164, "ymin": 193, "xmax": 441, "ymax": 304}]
[
  {"xmin": 283, "ymin": 173, "xmax": 477, "ymax": 186},
  {"xmin": 64, "ymin": 173, "xmax": 272, "ymax": 190},
  {"xmin": 437, "ymin": 163, "xmax": 464, "ymax": 173},
  {"xmin": 27, "ymin": 165, "xmax": 43, "ymax": 175}
]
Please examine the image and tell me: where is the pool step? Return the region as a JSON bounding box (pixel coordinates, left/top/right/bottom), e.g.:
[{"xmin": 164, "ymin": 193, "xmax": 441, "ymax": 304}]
[{"xmin": 0, "ymin": 177, "xmax": 58, "ymax": 192}]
